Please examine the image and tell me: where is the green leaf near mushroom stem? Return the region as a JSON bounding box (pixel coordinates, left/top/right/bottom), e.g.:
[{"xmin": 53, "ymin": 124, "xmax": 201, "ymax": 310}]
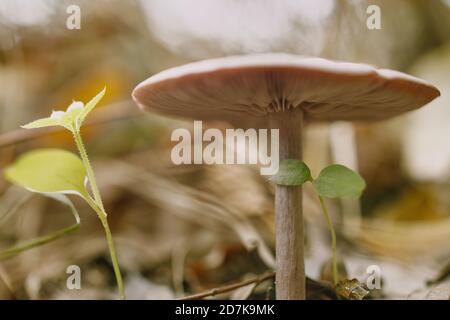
[
  {"xmin": 270, "ymin": 159, "xmax": 312, "ymax": 186},
  {"xmin": 313, "ymin": 164, "xmax": 366, "ymax": 198},
  {"xmin": 270, "ymin": 161, "xmax": 366, "ymax": 291}
]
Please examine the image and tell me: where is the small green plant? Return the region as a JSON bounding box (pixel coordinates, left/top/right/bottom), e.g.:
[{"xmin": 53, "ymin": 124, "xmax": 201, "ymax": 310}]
[
  {"xmin": 2, "ymin": 88, "xmax": 126, "ymax": 299},
  {"xmin": 270, "ymin": 160, "xmax": 366, "ymax": 287}
]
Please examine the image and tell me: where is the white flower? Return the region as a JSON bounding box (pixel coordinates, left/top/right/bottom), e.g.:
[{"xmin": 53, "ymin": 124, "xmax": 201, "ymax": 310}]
[
  {"xmin": 48, "ymin": 101, "xmax": 85, "ymax": 124},
  {"xmin": 21, "ymin": 88, "xmax": 106, "ymax": 132},
  {"xmin": 50, "ymin": 110, "xmax": 66, "ymax": 120},
  {"xmin": 66, "ymin": 101, "xmax": 84, "ymax": 113}
]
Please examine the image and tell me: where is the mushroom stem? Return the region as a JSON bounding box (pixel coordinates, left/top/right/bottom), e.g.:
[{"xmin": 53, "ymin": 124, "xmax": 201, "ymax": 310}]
[{"xmin": 270, "ymin": 109, "xmax": 305, "ymax": 300}]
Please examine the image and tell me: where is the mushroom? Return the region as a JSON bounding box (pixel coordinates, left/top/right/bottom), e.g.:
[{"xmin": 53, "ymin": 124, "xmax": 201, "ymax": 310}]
[{"xmin": 132, "ymin": 53, "xmax": 440, "ymax": 299}]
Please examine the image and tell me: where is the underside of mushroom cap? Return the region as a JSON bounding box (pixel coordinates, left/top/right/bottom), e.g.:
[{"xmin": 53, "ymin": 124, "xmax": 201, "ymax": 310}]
[{"xmin": 132, "ymin": 53, "xmax": 440, "ymax": 124}]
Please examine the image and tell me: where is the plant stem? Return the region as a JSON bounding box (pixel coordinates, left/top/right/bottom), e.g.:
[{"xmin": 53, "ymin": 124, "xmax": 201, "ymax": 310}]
[
  {"xmin": 100, "ymin": 216, "xmax": 126, "ymax": 300},
  {"xmin": 318, "ymin": 195, "xmax": 338, "ymax": 286},
  {"xmin": 73, "ymin": 130, "xmax": 105, "ymax": 212},
  {"xmin": 73, "ymin": 129, "xmax": 125, "ymax": 300},
  {"xmin": 85, "ymin": 191, "xmax": 126, "ymax": 300},
  {"xmin": 0, "ymin": 223, "xmax": 79, "ymax": 260}
]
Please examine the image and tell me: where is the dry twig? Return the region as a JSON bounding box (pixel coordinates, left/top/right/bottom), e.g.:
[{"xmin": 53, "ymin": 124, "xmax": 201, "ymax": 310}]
[{"xmin": 179, "ymin": 271, "xmax": 275, "ymax": 300}]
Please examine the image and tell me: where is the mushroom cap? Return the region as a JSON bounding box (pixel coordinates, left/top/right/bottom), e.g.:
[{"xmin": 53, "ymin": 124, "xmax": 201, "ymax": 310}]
[{"xmin": 132, "ymin": 53, "xmax": 440, "ymax": 124}]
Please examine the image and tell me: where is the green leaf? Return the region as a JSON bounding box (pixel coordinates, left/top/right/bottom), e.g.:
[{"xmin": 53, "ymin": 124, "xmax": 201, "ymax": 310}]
[
  {"xmin": 21, "ymin": 117, "xmax": 61, "ymax": 130},
  {"xmin": 77, "ymin": 87, "xmax": 106, "ymax": 128},
  {"xmin": 270, "ymin": 159, "xmax": 312, "ymax": 186},
  {"xmin": 313, "ymin": 164, "xmax": 366, "ymax": 198},
  {"xmin": 4, "ymin": 149, "xmax": 88, "ymax": 198}
]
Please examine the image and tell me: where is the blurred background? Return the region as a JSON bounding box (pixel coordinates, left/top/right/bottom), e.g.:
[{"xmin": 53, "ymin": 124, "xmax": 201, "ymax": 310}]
[{"xmin": 0, "ymin": 0, "xmax": 449, "ymax": 300}]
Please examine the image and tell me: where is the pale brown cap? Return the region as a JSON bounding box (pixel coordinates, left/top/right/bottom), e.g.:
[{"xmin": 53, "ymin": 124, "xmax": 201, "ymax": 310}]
[{"xmin": 132, "ymin": 53, "xmax": 440, "ymax": 124}]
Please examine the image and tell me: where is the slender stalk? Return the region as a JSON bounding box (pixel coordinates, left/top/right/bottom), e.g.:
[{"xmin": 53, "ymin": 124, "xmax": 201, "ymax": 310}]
[
  {"xmin": 0, "ymin": 224, "xmax": 79, "ymax": 260},
  {"xmin": 73, "ymin": 130, "xmax": 105, "ymax": 212},
  {"xmin": 73, "ymin": 128, "xmax": 125, "ymax": 300},
  {"xmin": 318, "ymin": 195, "xmax": 338, "ymax": 286},
  {"xmin": 101, "ymin": 218, "xmax": 126, "ymax": 300},
  {"xmin": 84, "ymin": 186, "xmax": 125, "ymax": 300}
]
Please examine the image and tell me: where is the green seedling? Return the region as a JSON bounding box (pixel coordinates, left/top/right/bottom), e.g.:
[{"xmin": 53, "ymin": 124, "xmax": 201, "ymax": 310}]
[
  {"xmin": 2, "ymin": 88, "xmax": 125, "ymax": 299},
  {"xmin": 270, "ymin": 160, "xmax": 366, "ymax": 287}
]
